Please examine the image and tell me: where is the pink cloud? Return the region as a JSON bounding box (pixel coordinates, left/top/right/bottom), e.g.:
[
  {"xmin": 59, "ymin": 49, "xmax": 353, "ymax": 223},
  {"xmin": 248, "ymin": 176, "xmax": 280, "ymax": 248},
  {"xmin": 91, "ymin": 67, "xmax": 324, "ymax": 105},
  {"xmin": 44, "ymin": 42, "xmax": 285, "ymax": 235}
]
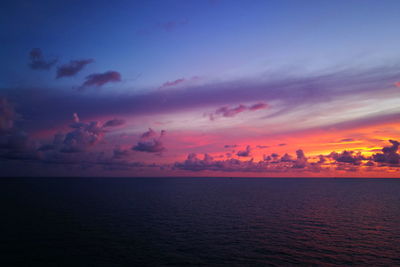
[{"xmin": 249, "ymin": 102, "xmax": 268, "ymax": 110}]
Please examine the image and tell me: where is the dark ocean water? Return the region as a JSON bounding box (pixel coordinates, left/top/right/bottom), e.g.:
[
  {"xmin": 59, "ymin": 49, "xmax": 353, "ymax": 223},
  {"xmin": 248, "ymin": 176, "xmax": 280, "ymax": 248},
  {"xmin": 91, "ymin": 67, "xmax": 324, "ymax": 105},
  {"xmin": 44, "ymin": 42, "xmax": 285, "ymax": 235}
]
[{"xmin": 1, "ymin": 178, "xmax": 400, "ymax": 266}]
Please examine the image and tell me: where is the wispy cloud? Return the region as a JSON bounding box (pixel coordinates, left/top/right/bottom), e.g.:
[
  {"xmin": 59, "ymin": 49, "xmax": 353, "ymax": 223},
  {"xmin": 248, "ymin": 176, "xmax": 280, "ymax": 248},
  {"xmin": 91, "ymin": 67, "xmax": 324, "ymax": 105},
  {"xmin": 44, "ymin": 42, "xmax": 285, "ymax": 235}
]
[
  {"xmin": 159, "ymin": 78, "xmax": 185, "ymax": 89},
  {"xmin": 28, "ymin": 48, "xmax": 57, "ymax": 70},
  {"xmin": 56, "ymin": 59, "xmax": 94, "ymax": 79},
  {"xmin": 80, "ymin": 71, "xmax": 121, "ymax": 89},
  {"xmin": 208, "ymin": 102, "xmax": 268, "ymax": 120}
]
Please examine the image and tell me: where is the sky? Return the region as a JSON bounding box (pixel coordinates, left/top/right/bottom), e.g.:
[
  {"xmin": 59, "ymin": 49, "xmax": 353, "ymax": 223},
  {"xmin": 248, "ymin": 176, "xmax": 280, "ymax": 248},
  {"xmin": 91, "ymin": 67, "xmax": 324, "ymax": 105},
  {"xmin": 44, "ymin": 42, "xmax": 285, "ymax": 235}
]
[{"xmin": 1, "ymin": 0, "xmax": 400, "ymax": 177}]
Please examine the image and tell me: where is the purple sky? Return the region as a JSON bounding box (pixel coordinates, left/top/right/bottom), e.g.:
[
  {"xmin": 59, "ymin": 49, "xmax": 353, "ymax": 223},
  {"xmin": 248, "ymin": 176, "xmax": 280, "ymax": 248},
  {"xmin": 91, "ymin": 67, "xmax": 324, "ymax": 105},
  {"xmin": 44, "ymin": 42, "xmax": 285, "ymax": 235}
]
[{"xmin": 1, "ymin": 0, "xmax": 400, "ymax": 177}]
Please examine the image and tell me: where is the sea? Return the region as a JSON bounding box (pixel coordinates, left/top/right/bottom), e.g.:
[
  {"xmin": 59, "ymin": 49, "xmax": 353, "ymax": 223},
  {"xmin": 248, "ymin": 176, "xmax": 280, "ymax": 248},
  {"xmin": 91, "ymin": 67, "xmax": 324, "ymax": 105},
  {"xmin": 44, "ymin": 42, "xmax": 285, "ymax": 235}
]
[{"xmin": 1, "ymin": 178, "xmax": 399, "ymax": 266}]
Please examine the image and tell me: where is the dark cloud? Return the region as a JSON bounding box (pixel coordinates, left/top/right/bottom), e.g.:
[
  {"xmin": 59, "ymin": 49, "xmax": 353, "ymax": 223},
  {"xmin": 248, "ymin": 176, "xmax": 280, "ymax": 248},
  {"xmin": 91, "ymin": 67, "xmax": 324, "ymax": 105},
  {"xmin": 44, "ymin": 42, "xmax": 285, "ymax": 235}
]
[
  {"xmin": 28, "ymin": 48, "xmax": 57, "ymax": 70},
  {"xmin": 0, "ymin": 135, "xmax": 39, "ymax": 160},
  {"xmin": 0, "ymin": 98, "xmax": 39, "ymax": 160},
  {"xmin": 249, "ymin": 102, "xmax": 268, "ymax": 111},
  {"xmin": 38, "ymin": 133, "xmax": 63, "ymax": 151},
  {"xmin": 293, "ymin": 149, "xmax": 308, "ymax": 168},
  {"xmin": 365, "ymin": 160, "xmax": 375, "ymax": 166},
  {"xmin": 61, "ymin": 121, "xmax": 104, "ymax": 153},
  {"xmin": 0, "ymin": 97, "xmax": 16, "ymax": 133},
  {"xmin": 56, "ymin": 59, "xmax": 94, "ymax": 79},
  {"xmin": 40, "ymin": 113, "xmax": 125, "ymax": 154},
  {"xmin": 373, "ymin": 140, "xmax": 399, "ymax": 164},
  {"xmin": 113, "ymin": 146, "xmax": 130, "ymax": 159},
  {"xmin": 278, "ymin": 143, "xmax": 287, "ymax": 147},
  {"xmin": 159, "ymin": 78, "xmax": 185, "ymax": 89},
  {"xmin": 159, "ymin": 76, "xmax": 199, "ymax": 89},
  {"xmin": 280, "ymin": 153, "xmax": 293, "ymax": 162},
  {"xmin": 340, "ymin": 138, "xmax": 355, "ymax": 142},
  {"xmin": 175, "ymin": 149, "xmax": 312, "ymax": 173},
  {"xmin": 224, "ymin": 144, "xmax": 238, "ymax": 148},
  {"xmin": 132, "ymin": 128, "xmax": 166, "ymax": 153},
  {"xmin": 103, "ymin": 119, "xmax": 125, "ymax": 128},
  {"xmin": 80, "ymin": 71, "xmax": 121, "ymax": 89},
  {"xmin": 141, "ymin": 128, "xmax": 157, "ymax": 139},
  {"xmin": 174, "ymin": 153, "xmax": 260, "ymax": 172},
  {"xmin": 330, "ymin": 150, "xmax": 364, "ymax": 165},
  {"xmin": 217, "ymin": 105, "xmax": 247, "ymax": 117},
  {"xmin": 236, "ymin": 145, "xmax": 251, "ymax": 157},
  {"xmin": 209, "ymin": 102, "xmax": 268, "ymax": 120},
  {"xmin": 256, "ymin": 145, "xmax": 269, "ymax": 149},
  {"xmin": 133, "ymin": 140, "xmax": 165, "ymax": 153},
  {"xmin": 318, "ymin": 155, "xmax": 326, "ymax": 163}
]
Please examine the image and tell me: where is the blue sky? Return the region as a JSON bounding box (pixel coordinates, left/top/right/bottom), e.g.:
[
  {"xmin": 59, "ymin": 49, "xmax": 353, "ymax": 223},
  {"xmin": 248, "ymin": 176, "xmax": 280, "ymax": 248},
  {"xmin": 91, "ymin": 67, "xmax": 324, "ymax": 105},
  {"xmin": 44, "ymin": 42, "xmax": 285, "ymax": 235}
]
[{"xmin": 2, "ymin": 0, "xmax": 400, "ymax": 89}]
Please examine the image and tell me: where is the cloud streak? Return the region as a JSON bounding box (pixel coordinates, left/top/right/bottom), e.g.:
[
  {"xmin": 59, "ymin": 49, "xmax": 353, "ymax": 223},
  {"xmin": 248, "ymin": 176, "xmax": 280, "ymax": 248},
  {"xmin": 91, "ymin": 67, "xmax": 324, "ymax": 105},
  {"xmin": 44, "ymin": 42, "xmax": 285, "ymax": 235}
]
[
  {"xmin": 80, "ymin": 71, "xmax": 121, "ymax": 89},
  {"xmin": 4, "ymin": 64, "xmax": 400, "ymax": 145},
  {"xmin": 56, "ymin": 59, "xmax": 94, "ymax": 79},
  {"xmin": 209, "ymin": 102, "xmax": 268, "ymax": 120}
]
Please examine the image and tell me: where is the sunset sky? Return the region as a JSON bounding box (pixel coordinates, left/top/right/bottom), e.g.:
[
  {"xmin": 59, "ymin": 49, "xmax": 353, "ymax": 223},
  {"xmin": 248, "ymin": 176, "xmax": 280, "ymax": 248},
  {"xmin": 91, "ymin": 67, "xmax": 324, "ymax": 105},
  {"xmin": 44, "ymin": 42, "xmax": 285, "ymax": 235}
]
[{"xmin": 1, "ymin": 0, "xmax": 400, "ymax": 177}]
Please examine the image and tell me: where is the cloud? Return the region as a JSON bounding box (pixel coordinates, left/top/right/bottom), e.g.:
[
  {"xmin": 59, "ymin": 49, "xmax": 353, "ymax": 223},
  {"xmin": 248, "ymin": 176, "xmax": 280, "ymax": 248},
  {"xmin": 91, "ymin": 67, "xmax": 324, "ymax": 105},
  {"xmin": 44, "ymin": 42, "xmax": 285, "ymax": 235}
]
[
  {"xmin": 132, "ymin": 128, "xmax": 166, "ymax": 153},
  {"xmin": 141, "ymin": 128, "xmax": 157, "ymax": 139},
  {"xmin": 0, "ymin": 97, "xmax": 16, "ymax": 133},
  {"xmin": 224, "ymin": 144, "xmax": 238, "ymax": 148},
  {"xmin": 174, "ymin": 153, "xmax": 259, "ymax": 172},
  {"xmin": 41, "ymin": 113, "xmax": 125, "ymax": 153},
  {"xmin": 237, "ymin": 145, "xmax": 251, "ymax": 157},
  {"xmin": 293, "ymin": 149, "xmax": 308, "ymax": 168},
  {"xmin": 80, "ymin": 71, "xmax": 121, "ymax": 89},
  {"xmin": 0, "ymin": 131, "xmax": 39, "ymax": 160},
  {"xmin": 133, "ymin": 140, "xmax": 165, "ymax": 153},
  {"xmin": 159, "ymin": 78, "xmax": 185, "ymax": 89},
  {"xmin": 249, "ymin": 102, "xmax": 268, "ymax": 111},
  {"xmin": 113, "ymin": 146, "xmax": 130, "ymax": 159},
  {"xmin": 280, "ymin": 153, "xmax": 293, "ymax": 162},
  {"xmin": 0, "ymin": 98, "xmax": 39, "ymax": 160},
  {"xmin": 7, "ymin": 64, "xmax": 400, "ymax": 133},
  {"xmin": 175, "ymin": 149, "xmax": 312, "ymax": 173},
  {"xmin": 256, "ymin": 145, "xmax": 269, "ymax": 149},
  {"xmin": 28, "ymin": 48, "xmax": 57, "ymax": 70},
  {"xmin": 61, "ymin": 120, "xmax": 104, "ymax": 153},
  {"xmin": 373, "ymin": 139, "xmax": 399, "ymax": 164},
  {"xmin": 38, "ymin": 133, "xmax": 63, "ymax": 151},
  {"xmin": 395, "ymin": 82, "xmax": 400, "ymax": 87},
  {"xmin": 159, "ymin": 76, "xmax": 200, "ymax": 89},
  {"xmin": 340, "ymin": 138, "xmax": 355, "ymax": 142},
  {"xmin": 209, "ymin": 102, "xmax": 268, "ymax": 120},
  {"xmin": 330, "ymin": 150, "xmax": 364, "ymax": 165},
  {"xmin": 217, "ymin": 105, "xmax": 247, "ymax": 117},
  {"xmin": 103, "ymin": 119, "xmax": 125, "ymax": 128},
  {"xmin": 56, "ymin": 59, "xmax": 94, "ymax": 79}
]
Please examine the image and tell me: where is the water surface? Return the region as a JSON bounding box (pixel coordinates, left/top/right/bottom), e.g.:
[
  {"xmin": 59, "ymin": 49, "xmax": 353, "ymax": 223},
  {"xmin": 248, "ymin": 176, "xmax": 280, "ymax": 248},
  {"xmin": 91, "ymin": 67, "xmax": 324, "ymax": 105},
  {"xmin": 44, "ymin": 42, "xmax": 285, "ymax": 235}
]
[{"xmin": 1, "ymin": 178, "xmax": 400, "ymax": 266}]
